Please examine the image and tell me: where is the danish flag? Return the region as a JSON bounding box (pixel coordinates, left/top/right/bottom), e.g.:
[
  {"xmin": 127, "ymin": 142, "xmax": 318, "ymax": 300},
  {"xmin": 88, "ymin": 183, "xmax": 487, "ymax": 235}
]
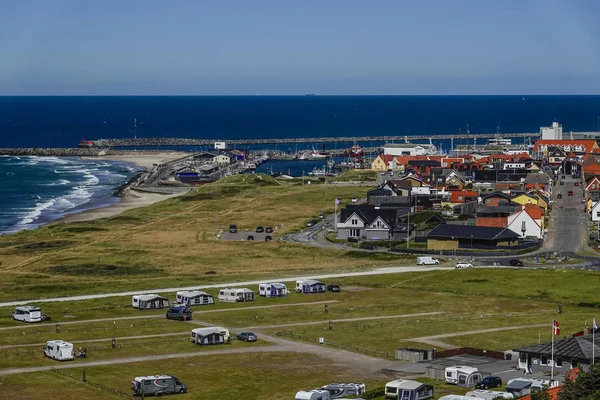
[{"xmin": 553, "ymin": 319, "xmax": 560, "ymax": 335}]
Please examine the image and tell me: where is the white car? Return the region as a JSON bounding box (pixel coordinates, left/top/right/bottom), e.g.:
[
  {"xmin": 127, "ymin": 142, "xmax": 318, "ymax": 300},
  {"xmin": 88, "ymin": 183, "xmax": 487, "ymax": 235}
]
[
  {"xmin": 455, "ymin": 261, "xmax": 473, "ymax": 269},
  {"xmin": 351, "ymin": 197, "xmax": 358, "ymax": 203}
]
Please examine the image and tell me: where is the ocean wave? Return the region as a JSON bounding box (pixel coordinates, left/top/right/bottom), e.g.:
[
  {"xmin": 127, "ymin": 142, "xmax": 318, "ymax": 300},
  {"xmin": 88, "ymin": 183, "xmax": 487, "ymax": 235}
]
[
  {"xmin": 20, "ymin": 199, "xmax": 56, "ymax": 225},
  {"xmin": 45, "ymin": 179, "xmax": 71, "ymax": 186}
]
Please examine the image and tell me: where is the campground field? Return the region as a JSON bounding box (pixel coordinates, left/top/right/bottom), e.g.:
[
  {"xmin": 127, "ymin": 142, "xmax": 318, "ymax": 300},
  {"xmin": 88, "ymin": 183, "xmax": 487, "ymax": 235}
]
[{"xmin": 0, "ymin": 172, "xmax": 598, "ymax": 399}]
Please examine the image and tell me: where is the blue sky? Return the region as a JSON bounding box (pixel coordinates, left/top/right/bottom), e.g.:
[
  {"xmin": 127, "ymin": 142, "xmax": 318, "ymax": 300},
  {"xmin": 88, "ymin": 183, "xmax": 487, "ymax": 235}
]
[{"xmin": 0, "ymin": 0, "xmax": 598, "ymax": 95}]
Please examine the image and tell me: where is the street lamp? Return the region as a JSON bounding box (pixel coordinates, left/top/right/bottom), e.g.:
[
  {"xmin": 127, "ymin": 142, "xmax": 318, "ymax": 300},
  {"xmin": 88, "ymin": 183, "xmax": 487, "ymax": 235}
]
[{"xmin": 470, "ymin": 235, "xmax": 473, "ymax": 250}]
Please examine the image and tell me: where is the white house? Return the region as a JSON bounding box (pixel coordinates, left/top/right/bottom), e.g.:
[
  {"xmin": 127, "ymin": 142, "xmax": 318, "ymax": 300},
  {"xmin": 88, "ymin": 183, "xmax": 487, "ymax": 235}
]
[
  {"xmin": 213, "ymin": 154, "xmax": 231, "ymax": 165},
  {"xmin": 507, "ymin": 208, "xmax": 542, "ymax": 239},
  {"xmin": 591, "ymin": 202, "xmax": 600, "ymax": 222}
]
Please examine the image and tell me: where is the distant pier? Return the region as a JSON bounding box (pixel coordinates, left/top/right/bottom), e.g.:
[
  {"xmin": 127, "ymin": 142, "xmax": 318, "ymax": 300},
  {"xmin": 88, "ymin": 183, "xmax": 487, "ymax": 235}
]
[{"xmin": 86, "ymin": 132, "xmax": 551, "ymax": 148}]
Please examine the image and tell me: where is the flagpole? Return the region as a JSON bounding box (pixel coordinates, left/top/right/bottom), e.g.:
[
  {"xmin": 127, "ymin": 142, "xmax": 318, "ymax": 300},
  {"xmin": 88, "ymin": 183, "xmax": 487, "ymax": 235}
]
[
  {"xmin": 334, "ymin": 199, "xmax": 338, "ymax": 233},
  {"xmin": 594, "ymin": 318, "xmax": 596, "ymax": 365},
  {"xmin": 551, "ymin": 319, "xmax": 554, "ymax": 382}
]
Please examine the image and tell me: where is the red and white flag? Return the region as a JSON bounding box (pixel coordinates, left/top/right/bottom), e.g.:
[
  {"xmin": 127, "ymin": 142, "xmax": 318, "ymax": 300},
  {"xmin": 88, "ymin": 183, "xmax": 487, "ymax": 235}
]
[
  {"xmin": 335, "ymin": 198, "xmax": 342, "ymax": 205},
  {"xmin": 553, "ymin": 319, "xmax": 560, "ymax": 335}
]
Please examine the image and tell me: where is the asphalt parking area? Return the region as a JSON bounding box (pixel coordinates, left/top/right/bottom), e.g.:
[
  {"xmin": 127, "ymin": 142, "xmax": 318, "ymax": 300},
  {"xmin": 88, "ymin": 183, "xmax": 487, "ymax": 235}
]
[{"xmin": 220, "ymin": 231, "xmax": 275, "ymax": 241}]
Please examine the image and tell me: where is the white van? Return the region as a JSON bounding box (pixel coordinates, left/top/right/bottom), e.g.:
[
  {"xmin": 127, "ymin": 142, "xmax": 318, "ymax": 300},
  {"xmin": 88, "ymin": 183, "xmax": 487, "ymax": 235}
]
[
  {"xmin": 44, "ymin": 340, "xmax": 74, "ymax": 361},
  {"xmin": 12, "ymin": 306, "xmax": 42, "ymax": 323},
  {"xmin": 417, "ymin": 257, "xmax": 440, "ymax": 265}
]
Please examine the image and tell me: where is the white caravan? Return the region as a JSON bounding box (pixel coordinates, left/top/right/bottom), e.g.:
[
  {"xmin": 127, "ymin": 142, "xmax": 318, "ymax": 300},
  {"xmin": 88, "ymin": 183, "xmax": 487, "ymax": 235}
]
[
  {"xmin": 175, "ymin": 290, "xmax": 214, "ymax": 306},
  {"xmin": 439, "ymin": 396, "xmax": 485, "ymax": 400},
  {"xmin": 12, "ymin": 306, "xmax": 42, "ymax": 323},
  {"xmin": 465, "ymin": 390, "xmax": 514, "ymax": 399},
  {"xmin": 295, "ymin": 390, "xmax": 330, "ymax": 400},
  {"xmin": 445, "ymin": 366, "xmax": 482, "ymax": 387},
  {"xmin": 218, "ymin": 288, "xmax": 255, "ymax": 303},
  {"xmin": 44, "ymin": 340, "xmax": 74, "ymax": 361},
  {"xmin": 295, "ymin": 280, "xmax": 305, "ymax": 293},
  {"xmin": 259, "ymin": 282, "xmax": 289, "ymax": 297}
]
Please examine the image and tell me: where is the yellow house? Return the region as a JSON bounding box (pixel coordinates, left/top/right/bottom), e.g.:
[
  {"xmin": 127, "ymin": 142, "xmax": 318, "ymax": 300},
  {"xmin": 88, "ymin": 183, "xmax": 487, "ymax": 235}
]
[
  {"xmin": 511, "ymin": 193, "xmax": 540, "ymax": 207},
  {"xmin": 526, "ymin": 190, "xmax": 549, "ymax": 210},
  {"xmin": 371, "ymin": 155, "xmax": 395, "ymax": 171}
]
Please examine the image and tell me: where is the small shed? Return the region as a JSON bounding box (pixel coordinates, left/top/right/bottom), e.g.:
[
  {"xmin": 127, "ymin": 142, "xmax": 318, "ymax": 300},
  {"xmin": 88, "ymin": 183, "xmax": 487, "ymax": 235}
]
[
  {"xmin": 218, "ymin": 288, "xmax": 255, "ymax": 303},
  {"xmin": 176, "ymin": 290, "xmax": 214, "ymax": 306},
  {"xmin": 190, "ymin": 327, "xmax": 225, "ymax": 346},
  {"xmin": 259, "ymin": 282, "xmax": 289, "ymax": 297},
  {"xmin": 301, "ymin": 280, "xmax": 326, "ymax": 294},
  {"xmin": 132, "ymin": 294, "xmax": 170, "ymax": 310},
  {"xmin": 384, "ymin": 379, "xmax": 434, "ymax": 400}
]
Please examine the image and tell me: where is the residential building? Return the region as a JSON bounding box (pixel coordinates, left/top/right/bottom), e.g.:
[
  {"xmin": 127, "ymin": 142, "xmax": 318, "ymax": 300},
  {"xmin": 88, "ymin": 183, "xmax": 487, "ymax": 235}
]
[
  {"xmin": 426, "ymin": 224, "xmax": 519, "ymax": 250},
  {"xmin": 540, "ymin": 121, "xmax": 563, "ymax": 140},
  {"xmin": 383, "ymin": 143, "xmax": 437, "ymax": 156},
  {"xmin": 506, "ymin": 205, "xmax": 544, "ymax": 239},
  {"xmin": 337, "ymin": 205, "xmax": 398, "ymax": 240}
]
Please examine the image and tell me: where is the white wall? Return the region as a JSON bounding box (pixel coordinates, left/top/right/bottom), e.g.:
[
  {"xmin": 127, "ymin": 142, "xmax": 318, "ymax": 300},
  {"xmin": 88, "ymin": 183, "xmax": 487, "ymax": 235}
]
[
  {"xmin": 507, "ymin": 211, "xmax": 542, "ymax": 239},
  {"xmin": 591, "ymin": 203, "xmax": 600, "ymax": 222}
]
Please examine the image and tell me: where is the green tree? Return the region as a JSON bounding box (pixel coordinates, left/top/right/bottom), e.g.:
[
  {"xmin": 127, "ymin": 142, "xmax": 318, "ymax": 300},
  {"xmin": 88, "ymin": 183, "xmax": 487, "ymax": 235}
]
[
  {"xmin": 558, "ymin": 364, "xmax": 600, "ymax": 400},
  {"xmin": 530, "ymin": 386, "xmax": 552, "ymax": 400}
]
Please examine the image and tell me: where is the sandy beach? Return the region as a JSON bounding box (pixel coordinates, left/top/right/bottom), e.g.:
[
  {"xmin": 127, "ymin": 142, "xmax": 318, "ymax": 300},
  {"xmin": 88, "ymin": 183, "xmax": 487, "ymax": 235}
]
[{"xmin": 55, "ymin": 151, "xmax": 194, "ymax": 224}]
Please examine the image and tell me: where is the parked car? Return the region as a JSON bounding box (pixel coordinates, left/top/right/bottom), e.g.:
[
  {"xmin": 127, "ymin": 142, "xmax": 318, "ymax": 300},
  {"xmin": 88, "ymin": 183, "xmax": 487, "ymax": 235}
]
[
  {"xmin": 237, "ymin": 332, "xmax": 257, "ymax": 342},
  {"xmin": 319, "ymin": 212, "xmax": 325, "ymax": 219},
  {"xmin": 307, "ymin": 219, "xmax": 318, "ymax": 227},
  {"xmin": 327, "ymin": 284, "xmax": 340, "ymax": 292},
  {"xmin": 265, "ymin": 235, "xmax": 272, "ymax": 241},
  {"xmin": 561, "ymin": 175, "xmax": 565, "ymax": 179},
  {"xmin": 560, "ymin": 181, "xmax": 564, "ymax": 185},
  {"xmin": 255, "ymin": 226, "xmax": 264, "ymax": 233},
  {"xmin": 229, "ymin": 224, "xmax": 237, "ymax": 233},
  {"xmin": 351, "ymin": 197, "xmax": 358, "ymax": 203},
  {"xmin": 475, "ymin": 376, "xmax": 502, "ymax": 390},
  {"xmin": 568, "ymin": 191, "xmax": 573, "ymax": 196},
  {"xmin": 417, "ymin": 256, "xmax": 440, "ymax": 265},
  {"xmin": 575, "ymin": 182, "xmax": 580, "ymax": 186},
  {"xmin": 265, "ymin": 226, "xmax": 273, "ymax": 233},
  {"xmin": 166, "ymin": 305, "xmax": 192, "ymax": 321},
  {"xmin": 509, "ymin": 259, "xmax": 524, "ymax": 266},
  {"xmin": 247, "ymin": 235, "xmax": 255, "ymax": 241},
  {"xmin": 557, "ymin": 194, "xmax": 562, "ymax": 199},
  {"xmin": 455, "ymin": 261, "xmax": 473, "ymax": 269}
]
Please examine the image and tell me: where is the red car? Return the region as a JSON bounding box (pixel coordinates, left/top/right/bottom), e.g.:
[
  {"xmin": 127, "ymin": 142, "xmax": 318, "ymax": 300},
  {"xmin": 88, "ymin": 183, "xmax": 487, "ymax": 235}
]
[
  {"xmin": 574, "ymin": 182, "xmax": 580, "ymax": 186},
  {"xmin": 568, "ymin": 191, "xmax": 574, "ymax": 196}
]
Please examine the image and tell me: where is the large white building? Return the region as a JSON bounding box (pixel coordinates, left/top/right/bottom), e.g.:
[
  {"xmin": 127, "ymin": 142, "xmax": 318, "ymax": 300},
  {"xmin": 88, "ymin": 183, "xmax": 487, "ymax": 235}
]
[
  {"xmin": 383, "ymin": 143, "xmax": 437, "ymax": 156},
  {"xmin": 540, "ymin": 122, "xmax": 563, "ymax": 140}
]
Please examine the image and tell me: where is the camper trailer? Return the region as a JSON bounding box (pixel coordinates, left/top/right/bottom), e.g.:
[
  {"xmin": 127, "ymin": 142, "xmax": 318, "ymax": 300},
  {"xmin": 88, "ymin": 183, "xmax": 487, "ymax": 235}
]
[
  {"xmin": 190, "ymin": 327, "xmax": 225, "ymax": 345},
  {"xmin": 505, "ymin": 378, "xmax": 552, "ymax": 397},
  {"xmin": 218, "ymin": 288, "xmax": 255, "ymax": 303},
  {"xmin": 132, "ymin": 294, "xmax": 170, "ymax": 310},
  {"xmin": 12, "ymin": 306, "xmax": 42, "ymax": 323},
  {"xmin": 465, "ymin": 390, "xmax": 514, "ymax": 399},
  {"xmin": 295, "ymin": 390, "xmax": 331, "ymax": 400},
  {"xmin": 445, "ymin": 366, "xmax": 483, "ymax": 387},
  {"xmin": 43, "ymin": 340, "xmax": 74, "ymax": 361},
  {"xmin": 131, "ymin": 375, "xmax": 187, "ymax": 396},
  {"xmin": 384, "ymin": 379, "xmax": 434, "ymax": 400},
  {"xmin": 438, "ymin": 396, "xmax": 485, "ymax": 400},
  {"xmin": 320, "ymin": 383, "xmax": 366, "ymax": 398},
  {"xmin": 259, "ymin": 282, "xmax": 289, "ymax": 297},
  {"xmin": 299, "ymin": 280, "xmax": 326, "ymax": 294},
  {"xmin": 175, "ymin": 290, "xmax": 214, "ymax": 306}
]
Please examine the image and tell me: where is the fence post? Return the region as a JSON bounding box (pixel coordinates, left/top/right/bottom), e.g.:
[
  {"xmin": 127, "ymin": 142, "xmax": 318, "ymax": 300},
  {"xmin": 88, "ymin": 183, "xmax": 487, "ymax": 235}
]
[
  {"xmin": 328, "ymin": 321, "xmax": 333, "ymax": 331},
  {"xmin": 55, "ymin": 324, "xmax": 60, "ymax": 334},
  {"xmin": 82, "ymin": 370, "xmax": 87, "ymax": 382},
  {"xmin": 324, "ymin": 304, "xmax": 328, "ymax": 314}
]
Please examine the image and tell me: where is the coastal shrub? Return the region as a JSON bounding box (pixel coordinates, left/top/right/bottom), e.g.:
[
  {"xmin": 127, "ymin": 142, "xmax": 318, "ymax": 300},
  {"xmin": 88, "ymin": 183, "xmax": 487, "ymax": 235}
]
[
  {"xmin": 59, "ymin": 226, "xmax": 108, "ymax": 233},
  {"xmin": 45, "ymin": 264, "xmax": 163, "ymax": 276},
  {"xmin": 15, "ymin": 240, "xmax": 76, "ymax": 251}
]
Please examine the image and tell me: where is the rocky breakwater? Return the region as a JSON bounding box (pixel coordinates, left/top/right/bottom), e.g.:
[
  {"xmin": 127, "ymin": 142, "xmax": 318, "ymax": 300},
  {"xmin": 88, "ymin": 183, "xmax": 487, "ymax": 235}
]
[{"xmin": 0, "ymin": 148, "xmax": 114, "ymax": 156}]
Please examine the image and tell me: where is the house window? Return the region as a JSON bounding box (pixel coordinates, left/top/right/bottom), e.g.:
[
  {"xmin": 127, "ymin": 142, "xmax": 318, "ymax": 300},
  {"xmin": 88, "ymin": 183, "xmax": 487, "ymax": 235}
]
[
  {"xmin": 541, "ymin": 355, "xmax": 548, "ymax": 365},
  {"xmin": 556, "ymin": 357, "xmax": 563, "ymax": 367},
  {"xmin": 458, "ymin": 196, "xmax": 463, "ymax": 200},
  {"xmin": 349, "ymin": 229, "xmax": 360, "ymax": 237},
  {"xmin": 486, "ymin": 199, "xmax": 491, "ymax": 204},
  {"xmin": 351, "ymin": 219, "xmax": 358, "ymax": 225},
  {"xmin": 596, "ymin": 212, "xmax": 600, "ymax": 218}
]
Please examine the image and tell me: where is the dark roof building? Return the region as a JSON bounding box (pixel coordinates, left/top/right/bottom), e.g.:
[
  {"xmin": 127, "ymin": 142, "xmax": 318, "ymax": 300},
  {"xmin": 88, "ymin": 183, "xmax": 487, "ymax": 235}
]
[{"xmin": 427, "ymin": 224, "xmax": 519, "ymax": 250}]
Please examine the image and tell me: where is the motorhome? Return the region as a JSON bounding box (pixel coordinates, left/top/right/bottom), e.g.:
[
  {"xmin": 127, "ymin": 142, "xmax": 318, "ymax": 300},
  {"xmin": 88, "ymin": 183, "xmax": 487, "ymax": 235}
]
[
  {"xmin": 259, "ymin": 282, "xmax": 289, "ymax": 297},
  {"xmin": 295, "ymin": 390, "xmax": 331, "ymax": 400},
  {"xmin": 175, "ymin": 290, "xmax": 214, "ymax": 306},
  {"xmin": 445, "ymin": 366, "xmax": 483, "ymax": 387},
  {"xmin": 384, "ymin": 379, "xmax": 434, "ymax": 399},
  {"xmin": 131, "ymin": 375, "xmax": 187, "ymax": 396},
  {"xmin": 43, "ymin": 340, "xmax": 74, "ymax": 361},
  {"xmin": 416, "ymin": 256, "xmax": 440, "ymax": 265},
  {"xmin": 320, "ymin": 383, "xmax": 366, "ymax": 399},
  {"xmin": 218, "ymin": 288, "xmax": 255, "ymax": 303},
  {"xmin": 465, "ymin": 390, "xmax": 514, "ymax": 399},
  {"xmin": 190, "ymin": 327, "xmax": 225, "ymax": 345},
  {"xmin": 131, "ymin": 294, "xmax": 170, "ymax": 310},
  {"xmin": 12, "ymin": 306, "xmax": 42, "ymax": 323}
]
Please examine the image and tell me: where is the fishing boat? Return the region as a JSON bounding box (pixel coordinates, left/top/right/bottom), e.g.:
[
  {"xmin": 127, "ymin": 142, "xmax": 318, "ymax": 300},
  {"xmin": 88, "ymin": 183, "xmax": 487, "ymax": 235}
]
[
  {"xmin": 346, "ymin": 143, "xmax": 363, "ymax": 157},
  {"xmin": 308, "ymin": 167, "xmax": 327, "ymax": 177},
  {"xmin": 308, "ymin": 150, "xmax": 328, "ymax": 160},
  {"xmin": 245, "ymin": 162, "xmax": 257, "ymax": 171}
]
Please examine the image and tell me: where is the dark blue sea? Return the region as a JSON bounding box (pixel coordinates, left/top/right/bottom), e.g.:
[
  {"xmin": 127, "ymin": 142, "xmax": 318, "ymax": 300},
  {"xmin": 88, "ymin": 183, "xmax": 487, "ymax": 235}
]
[{"xmin": 1, "ymin": 95, "xmax": 599, "ymax": 233}]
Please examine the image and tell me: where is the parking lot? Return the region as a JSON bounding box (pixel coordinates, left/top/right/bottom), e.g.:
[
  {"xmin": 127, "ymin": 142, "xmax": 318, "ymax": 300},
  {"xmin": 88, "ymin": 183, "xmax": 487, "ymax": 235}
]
[{"xmin": 220, "ymin": 229, "xmax": 276, "ymax": 241}]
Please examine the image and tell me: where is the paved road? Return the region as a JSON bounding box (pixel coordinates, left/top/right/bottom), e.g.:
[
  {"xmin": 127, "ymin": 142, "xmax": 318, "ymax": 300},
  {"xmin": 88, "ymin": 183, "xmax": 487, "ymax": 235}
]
[
  {"xmin": 0, "ymin": 266, "xmax": 450, "ymax": 307},
  {"xmin": 411, "ymin": 323, "xmax": 549, "ymax": 349}
]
